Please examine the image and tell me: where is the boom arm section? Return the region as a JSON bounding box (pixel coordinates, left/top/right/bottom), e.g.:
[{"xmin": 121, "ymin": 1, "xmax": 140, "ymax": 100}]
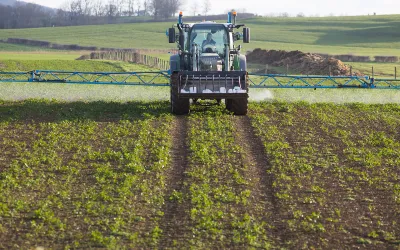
[{"xmin": 0, "ymin": 70, "xmax": 399, "ymax": 89}]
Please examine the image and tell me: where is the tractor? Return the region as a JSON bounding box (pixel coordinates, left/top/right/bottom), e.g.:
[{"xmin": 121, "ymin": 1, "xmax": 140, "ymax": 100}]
[{"xmin": 168, "ymin": 11, "xmax": 250, "ymax": 115}]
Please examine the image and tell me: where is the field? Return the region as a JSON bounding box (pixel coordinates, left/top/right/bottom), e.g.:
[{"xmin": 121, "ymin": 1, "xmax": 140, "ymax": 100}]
[
  {"xmin": 2, "ymin": 15, "xmax": 400, "ymax": 57},
  {"xmin": 2, "ymin": 15, "xmax": 400, "ymax": 76},
  {"xmin": 1, "ymin": 14, "xmax": 400, "ymax": 249},
  {"xmin": 1, "ymin": 59, "xmax": 400, "ymax": 103},
  {"xmin": 0, "ymin": 100, "xmax": 399, "ymax": 249},
  {"xmin": 0, "ymin": 52, "xmax": 83, "ymax": 61}
]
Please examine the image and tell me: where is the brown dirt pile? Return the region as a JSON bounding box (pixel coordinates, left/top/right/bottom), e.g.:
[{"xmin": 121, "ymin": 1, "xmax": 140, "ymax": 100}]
[{"xmin": 247, "ymin": 48, "xmax": 359, "ymax": 76}]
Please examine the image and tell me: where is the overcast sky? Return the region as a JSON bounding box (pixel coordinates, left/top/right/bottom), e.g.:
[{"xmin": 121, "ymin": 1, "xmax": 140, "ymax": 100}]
[{"xmin": 27, "ymin": 0, "xmax": 399, "ymax": 17}]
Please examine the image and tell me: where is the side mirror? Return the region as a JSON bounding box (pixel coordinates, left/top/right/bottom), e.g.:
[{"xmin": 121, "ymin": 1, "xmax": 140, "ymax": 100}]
[
  {"xmin": 169, "ymin": 28, "xmax": 176, "ymax": 43},
  {"xmin": 243, "ymin": 27, "xmax": 250, "ymax": 43}
]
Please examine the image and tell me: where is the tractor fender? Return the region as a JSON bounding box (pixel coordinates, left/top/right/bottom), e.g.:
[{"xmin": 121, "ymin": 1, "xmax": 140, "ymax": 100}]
[
  {"xmin": 170, "ymin": 54, "xmax": 180, "ymax": 72},
  {"xmin": 239, "ymin": 54, "xmax": 247, "ymax": 71}
]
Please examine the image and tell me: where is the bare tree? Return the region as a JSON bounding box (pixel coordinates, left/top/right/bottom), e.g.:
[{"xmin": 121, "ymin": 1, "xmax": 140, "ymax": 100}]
[
  {"xmin": 202, "ymin": 0, "xmax": 211, "ymax": 16},
  {"xmin": 278, "ymin": 12, "xmax": 289, "ymax": 18},
  {"xmin": 168, "ymin": 0, "xmax": 181, "ymax": 17},
  {"xmin": 264, "ymin": 12, "xmax": 276, "ymax": 17},
  {"xmin": 105, "ymin": 0, "xmax": 118, "ymax": 20},
  {"xmin": 92, "ymin": 0, "xmax": 105, "ymax": 16},
  {"xmin": 82, "ymin": 0, "xmax": 93, "ymax": 16},
  {"xmin": 191, "ymin": 0, "xmax": 198, "ymax": 16},
  {"xmin": 143, "ymin": 0, "xmax": 150, "ymax": 16},
  {"xmin": 126, "ymin": 0, "xmax": 135, "ymax": 16},
  {"xmin": 238, "ymin": 8, "xmax": 246, "ymax": 13},
  {"xmin": 149, "ymin": 0, "xmax": 182, "ymax": 19},
  {"xmin": 117, "ymin": 0, "xmax": 125, "ymax": 16},
  {"xmin": 137, "ymin": 0, "xmax": 142, "ymax": 15}
]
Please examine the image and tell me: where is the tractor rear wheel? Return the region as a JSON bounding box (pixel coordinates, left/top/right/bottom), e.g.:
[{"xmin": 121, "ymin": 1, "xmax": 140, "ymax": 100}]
[
  {"xmin": 230, "ymin": 98, "xmax": 248, "ymax": 115},
  {"xmin": 170, "ymin": 73, "xmax": 189, "ymax": 115}
]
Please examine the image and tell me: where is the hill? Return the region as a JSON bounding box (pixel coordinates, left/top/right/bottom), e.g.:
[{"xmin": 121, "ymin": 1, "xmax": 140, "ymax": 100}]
[
  {"xmin": 1, "ymin": 14, "xmax": 400, "ymax": 57},
  {"xmin": 0, "ymin": 0, "xmax": 17, "ymax": 6},
  {"xmin": 0, "ymin": 0, "xmax": 54, "ymax": 11}
]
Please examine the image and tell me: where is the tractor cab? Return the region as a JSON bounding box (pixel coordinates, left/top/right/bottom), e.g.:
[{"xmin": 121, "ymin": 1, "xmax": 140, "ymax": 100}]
[{"xmin": 188, "ymin": 23, "xmax": 228, "ymax": 71}]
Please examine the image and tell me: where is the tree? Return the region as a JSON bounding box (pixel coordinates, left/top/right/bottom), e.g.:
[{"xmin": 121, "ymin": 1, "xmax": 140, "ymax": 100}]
[
  {"xmin": 137, "ymin": 0, "xmax": 142, "ymax": 16},
  {"xmin": 202, "ymin": 0, "xmax": 210, "ymax": 16},
  {"xmin": 278, "ymin": 12, "xmax": 289, "ymax": 18},
  {"xmin": 92, "ymin": 0, "xmax": 105, "ymax": 16},
  {"xmin": 191, "ymin": 0, "xmax": 198, "ymax": 16},
  {"xmin": 167, "ymin": 0, "xmax": 181, "ymax": 17},
  {"xmin": 105, "ymin": 0, "xmax": 118, "ymax": 21},
  {"xmin": 149, "ymin": 0, "xmax": 182, "ymax": 19},
  {"xmin": 238, "ymin": 8, "xmax": 246, "ymax": 14},
  {"xmin": 126, "ymin": 0, "xmax": 135, "ymax": 16},
  {"xmin": 82, "ymin": 0, "xmax": 93, "ymax": 16},
  {"xmin": 116, "ymin": 0, "xmax": 125, "ymax": 16},
  {"xmin": 143, "ymin": 0, "xmax": 151, "ymax": 17}
]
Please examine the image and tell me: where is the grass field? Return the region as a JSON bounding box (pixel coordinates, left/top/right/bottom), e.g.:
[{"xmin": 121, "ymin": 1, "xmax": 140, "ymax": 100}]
[
  {"xmin": 0, "ymin": 100, "xmax": 399, "ymax": 249},
  {"xmin": 1, "ymin": 15, "xmax": 400, "ymax": 57},
  {"xmin": 0, "ymin": 42, "xmax": 53, "ymax": 52},
  {"xmin": 0, "ymin": 52, "xmax": 84, "ymax": 61},
  {"xmin": 1, "ymin": 15, "xmax": 400, "ymax": 77},
  {"xmin": 347, "ymin": 62, "xmax": 400, "ymax": 77},
  {"xmin": 249, "ymin": 61, "xmax": 400, "ymax": 77}
]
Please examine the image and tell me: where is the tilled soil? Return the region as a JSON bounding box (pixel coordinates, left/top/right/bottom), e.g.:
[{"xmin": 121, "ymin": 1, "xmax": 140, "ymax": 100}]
[
  {"xmin": 0, "ymin": 101, "xmax": 399, "ymax": 249},
  {"xmin": 159, "ymin": 116, "xmax": 190, "ymax": 247},
  {"xmin": 247, "ymin": 48, "xmax": 361, "ymax": 76}
]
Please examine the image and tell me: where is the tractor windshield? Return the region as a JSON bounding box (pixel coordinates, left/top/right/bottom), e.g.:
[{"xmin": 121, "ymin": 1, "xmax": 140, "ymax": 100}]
[{"xmin": 189, "ymin": 25, "xmax": 228, "ymax": 55}]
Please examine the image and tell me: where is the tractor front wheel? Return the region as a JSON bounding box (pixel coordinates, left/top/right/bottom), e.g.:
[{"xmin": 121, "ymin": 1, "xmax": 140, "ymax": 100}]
[
  {"xmin": 170, "ymin": 73, "xmax": 189, "ymax": 115},
  {"xmin": 230, "ymin": 98, "xmax": 248, "ymax": 115},
  {"xmin": 225, "ymin": 99, "xmax": 232, "ymax": 111}
]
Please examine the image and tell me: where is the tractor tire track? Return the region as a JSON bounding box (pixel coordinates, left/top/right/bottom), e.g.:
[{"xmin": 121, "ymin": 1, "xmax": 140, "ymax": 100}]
[
  {"xmin": 159, "ymin": 116, "xmax": 190, "ymax": 248},
  {"xmin": 233, "ymin": 116, "xmax": 286, "ymax": 245}
]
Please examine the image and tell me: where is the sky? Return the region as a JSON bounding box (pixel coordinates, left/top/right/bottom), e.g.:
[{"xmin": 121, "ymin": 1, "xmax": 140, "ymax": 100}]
[{"xmin": 27, "ymin": 0, "xmax": 400, "ymax": 17}]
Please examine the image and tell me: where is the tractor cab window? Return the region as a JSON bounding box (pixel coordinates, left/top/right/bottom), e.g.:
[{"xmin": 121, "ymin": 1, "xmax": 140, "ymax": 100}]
[{"xmin": 189, "ymin": 25, "xmax": 228, "ymax": 55}]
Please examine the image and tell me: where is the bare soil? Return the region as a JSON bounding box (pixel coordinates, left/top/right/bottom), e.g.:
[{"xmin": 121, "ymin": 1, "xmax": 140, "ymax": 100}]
[
  {"xmin": 233, "ymin": 116, "xmax": 286, "ymax": 244},
  {"xmin": 159, "ymin": 116, "xmax": 190, "ymax": 248},
  {"xmin": 247, "ymin": 48, "xmax": 361, "ymax": 76}
]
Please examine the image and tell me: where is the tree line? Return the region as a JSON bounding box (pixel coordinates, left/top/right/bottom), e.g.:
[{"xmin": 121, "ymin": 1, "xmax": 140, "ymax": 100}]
[{"xmin": 0, "ymin": 0, "xmax": 186, "ymax": 29}]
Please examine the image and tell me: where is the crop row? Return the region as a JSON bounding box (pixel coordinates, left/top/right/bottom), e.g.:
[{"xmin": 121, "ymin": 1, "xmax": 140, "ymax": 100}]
[
  {"xmin": 0, "ymin": 103, "xmax": 174, "ymax": 248},
  {"xmin": 0, "ymin": 100, "xmax": 399, "ymax": 249},
  {"xmin": 163, "ymin": 105, "xmax": 273, "ymax": 248},
  {"xmin": 249, "ymin": 102, "xmax": 400, "ymax": 248}
]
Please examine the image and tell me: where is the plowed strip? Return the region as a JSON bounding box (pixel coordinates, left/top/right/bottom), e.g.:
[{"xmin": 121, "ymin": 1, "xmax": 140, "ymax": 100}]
[
  {"xmin": 159, "ymin": 116, "xmax": 190, "ymax": 247},
  {"xmin": 233, "ymin": 116, "xmax": 283, "ymax": 243}
]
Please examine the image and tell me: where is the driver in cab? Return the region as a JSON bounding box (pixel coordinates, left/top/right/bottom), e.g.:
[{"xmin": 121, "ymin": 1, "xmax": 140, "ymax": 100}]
[{"xmin": 202, "ymin": 33, "xmax": 216, "ymax": 52}]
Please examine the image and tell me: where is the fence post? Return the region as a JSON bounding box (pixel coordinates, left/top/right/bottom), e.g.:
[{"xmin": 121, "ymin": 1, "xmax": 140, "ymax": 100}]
[
  {"xmin": 395, "ymin": 67, "xmax": 397, "ymax": 79},
  {"xmin": 329, "ymin": 65, "xmax": 331, "ymax": 76},
  {"xmin": 265, "ymin": 64, "xmax": 268, "ymax": 74},
  {"xmin": 372, "ymin": 66, "xmax": 374, "ymax": 78},
  {"xmin": 286, "ymin": 64, "xmax": 289, "ymax": 75},
  {"xmin": 350, "ymin": 66, "xmax": 352, "ymax": 76}
]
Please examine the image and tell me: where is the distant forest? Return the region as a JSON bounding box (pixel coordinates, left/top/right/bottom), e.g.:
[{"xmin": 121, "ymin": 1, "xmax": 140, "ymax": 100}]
[{"xmin": 0, "ymin": 0, "xmax": 255, "ymax": 29}]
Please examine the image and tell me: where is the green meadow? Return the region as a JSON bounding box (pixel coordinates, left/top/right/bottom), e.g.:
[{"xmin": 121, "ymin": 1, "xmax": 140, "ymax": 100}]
[{"xmin": 1, "ymin": 15, "xmax": 400, "ymax": 56}]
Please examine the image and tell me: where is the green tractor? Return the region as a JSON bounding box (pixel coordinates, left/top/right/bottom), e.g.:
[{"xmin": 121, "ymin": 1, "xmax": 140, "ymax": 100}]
[{"xmin": 168, "ymin": 11, "xmax": 250, "ymax": 115}]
